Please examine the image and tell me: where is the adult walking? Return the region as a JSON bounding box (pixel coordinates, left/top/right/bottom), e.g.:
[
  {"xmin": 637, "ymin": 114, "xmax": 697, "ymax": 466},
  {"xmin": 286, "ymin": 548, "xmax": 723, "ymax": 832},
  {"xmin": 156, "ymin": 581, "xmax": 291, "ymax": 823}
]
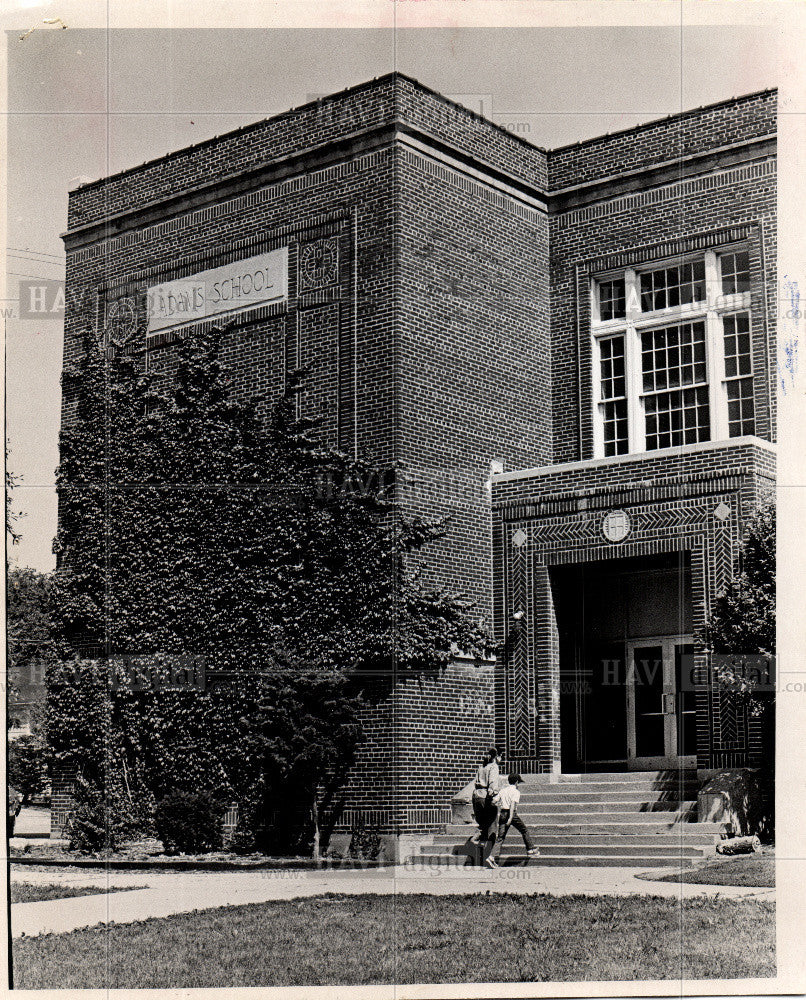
[{"xmin": 471, "ymin": 746, "xmax": 501, "ymax": 851}]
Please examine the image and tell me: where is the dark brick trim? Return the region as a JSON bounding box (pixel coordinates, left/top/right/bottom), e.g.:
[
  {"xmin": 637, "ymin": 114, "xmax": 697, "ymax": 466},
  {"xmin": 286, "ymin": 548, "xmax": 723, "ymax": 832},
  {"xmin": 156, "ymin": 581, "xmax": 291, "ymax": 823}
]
[
  {"xmin": 63, "ymin": 130, "xmax": 399, "ymax": 251},
  {"xmin": 548, "ymin": 88, "xmax": 776, "ymax": 157},
  {"xmin": 585, "ymin": 223, "xmax": 756, "ymax": 275},
  {"xmin": 549, "ymin": 137, "xmax": 775, "ymax": 211},
  {"xmin": 97, "ymin": 212, "xmax": 348, "ymax": 295}
]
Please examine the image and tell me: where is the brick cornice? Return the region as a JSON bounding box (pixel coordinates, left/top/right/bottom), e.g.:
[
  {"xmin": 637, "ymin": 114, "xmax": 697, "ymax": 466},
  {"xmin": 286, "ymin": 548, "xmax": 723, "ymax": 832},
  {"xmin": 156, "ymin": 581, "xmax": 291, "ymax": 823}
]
[
  {"xmin": 63, "ymin": 122, "xmax": 550, "ymax": 255},
  {"xmin": 62, "ymin": 126, "xmax": 401, "ymax": 252},
  {"xmin": 548, "ymin": 135, "xmax": 775, "ymax": 212},
  {"xmin": 496, "ymin": 472, "xmax": 752, "ymax": 522},
  {"xmin": 63, "ymin": 127, "xmax": 773, "ymax": 255}
]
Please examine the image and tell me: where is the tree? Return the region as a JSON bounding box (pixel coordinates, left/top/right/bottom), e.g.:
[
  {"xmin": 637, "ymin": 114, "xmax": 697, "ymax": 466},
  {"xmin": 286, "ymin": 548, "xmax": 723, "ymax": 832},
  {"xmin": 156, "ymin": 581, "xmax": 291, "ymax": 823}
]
[
  {"xmin": 235, "ymin": 661, "xmax": 364, "ymax": 861},
  {"xmin": 705, "ymin": 502, "xmax": 775, "ymax": 760},
  {"xmin": 7, "ymin": 566, "xmax": 54, "ymax": 735},
  {"xmin": 8, "ymin": 734, "xmax": 49, "ymax": 813},
  {"xmin": 7, "ymin": 567, "xmax": 55, "ymax": 668},
  {"xmin": 49, "ymin": 329, "xmax": 493, "ymax": 854},
  {"xmin": 6, "ymin": 443, "xmax": 23, "ymax": 546}
]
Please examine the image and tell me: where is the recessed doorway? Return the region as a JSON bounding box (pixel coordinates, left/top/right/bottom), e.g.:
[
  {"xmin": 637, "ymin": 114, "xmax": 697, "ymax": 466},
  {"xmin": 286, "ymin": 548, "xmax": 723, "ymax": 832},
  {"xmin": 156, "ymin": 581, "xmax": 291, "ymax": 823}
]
[{"xmin": 554, "ymin": 552, "xmax": 696, "ymax": 772}]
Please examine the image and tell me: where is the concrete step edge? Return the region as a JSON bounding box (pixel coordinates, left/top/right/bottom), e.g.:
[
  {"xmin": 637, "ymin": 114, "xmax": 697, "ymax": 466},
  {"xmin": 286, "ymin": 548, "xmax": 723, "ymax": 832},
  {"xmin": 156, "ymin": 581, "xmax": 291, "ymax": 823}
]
[
  {"xmin": 419, "ymin": 844, "xmax": 710, "ymax": 857},
  {"xmin": 405, "ymin": 856, "xmax": 698, "ymax": 868},
  {"xmin": 431, "ymin": 834, "xmax": 720, "ymax": 845}
]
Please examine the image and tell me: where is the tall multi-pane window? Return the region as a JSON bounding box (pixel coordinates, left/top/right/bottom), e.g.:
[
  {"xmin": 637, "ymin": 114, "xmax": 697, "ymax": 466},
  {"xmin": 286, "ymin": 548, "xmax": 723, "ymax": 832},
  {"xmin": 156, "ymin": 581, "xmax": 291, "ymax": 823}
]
[
  {"xmin": 640, "ymin": 261, "xmax": 705, "ymax": 311},
  {"xmin": 719, "ymin": 251, "xmax": 751, "ymax": 295},
  {"xmin": 641, "ymin": 323, "xmax": 710, "ymax": 450},
  {"xmin": 599, "ymin": 335, "xmax": 628, "ymax": 456},
  {"xmin": 723, "ymin": 312, "xmax": 756, "ymax": 436},
  {"xmin": 592, "ymin": 249, "xmax": 756, "ymax": 457}
]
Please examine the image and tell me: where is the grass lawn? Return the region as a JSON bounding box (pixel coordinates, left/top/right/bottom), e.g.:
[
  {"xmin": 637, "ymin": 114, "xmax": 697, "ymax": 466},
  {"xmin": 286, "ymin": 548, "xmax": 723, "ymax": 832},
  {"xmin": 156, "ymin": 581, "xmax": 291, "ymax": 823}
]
[
  {"xmin": 13, "ymin": 892, "xmax": 775, "ymax": 988},
  {"xmin": 11, "ymin": 884, "xmax": 136, "ymax": 904},
  {"xmin": 649, "ymin": 853, "xmax": 774, "ymax": 888}
]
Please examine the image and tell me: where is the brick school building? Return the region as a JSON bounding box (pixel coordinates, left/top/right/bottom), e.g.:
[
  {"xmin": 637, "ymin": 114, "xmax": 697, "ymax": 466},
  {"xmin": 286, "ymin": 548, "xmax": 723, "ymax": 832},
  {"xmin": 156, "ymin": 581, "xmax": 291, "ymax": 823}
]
[{"xmin": 60, "ymin": 74, "xmax": 776, "ymax": 857}]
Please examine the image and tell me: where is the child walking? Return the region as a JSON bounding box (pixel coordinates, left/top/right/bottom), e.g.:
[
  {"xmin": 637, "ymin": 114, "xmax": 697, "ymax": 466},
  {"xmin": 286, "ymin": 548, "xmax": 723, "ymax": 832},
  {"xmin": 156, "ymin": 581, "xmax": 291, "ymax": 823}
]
[{"xmin": 485, "ymin": 773, "xmax": 540, "ymax": 868}]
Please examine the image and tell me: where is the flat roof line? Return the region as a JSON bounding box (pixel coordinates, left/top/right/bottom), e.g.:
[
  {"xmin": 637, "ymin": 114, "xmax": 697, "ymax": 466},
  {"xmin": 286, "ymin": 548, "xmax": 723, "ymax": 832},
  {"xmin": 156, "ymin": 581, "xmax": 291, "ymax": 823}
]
[
  {"xmin": 70, "ymin": 76, "xmax": 776, "ymax": 198},
  {"xmin": 70, "ymin": 71, "xmax": 546, "ymax": 197},
  {"xmin": 548, "ymin": 88, "xmax": 777, "ymax": 158}
]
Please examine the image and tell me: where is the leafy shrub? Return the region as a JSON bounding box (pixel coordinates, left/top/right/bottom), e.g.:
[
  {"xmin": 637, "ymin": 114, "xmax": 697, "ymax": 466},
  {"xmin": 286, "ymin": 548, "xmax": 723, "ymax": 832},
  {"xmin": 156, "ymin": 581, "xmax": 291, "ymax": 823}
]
[
  {"xmin": 347, "ymin": 819, "xmax": 381, "ymax": 861},
  {"xmin": 65, "ymin": 776, "xmax": 138, "ymax": 853},
  {"xmin": 154, "ymin": 789, "xmax": 225, "ymax": 854},
  {"xmin": 49, "ymin": 335, "xmax": 493, "ymax": 862},
  {"xmin": 227, "ymin": 825, "xmax": 258, "ymax": 855}
]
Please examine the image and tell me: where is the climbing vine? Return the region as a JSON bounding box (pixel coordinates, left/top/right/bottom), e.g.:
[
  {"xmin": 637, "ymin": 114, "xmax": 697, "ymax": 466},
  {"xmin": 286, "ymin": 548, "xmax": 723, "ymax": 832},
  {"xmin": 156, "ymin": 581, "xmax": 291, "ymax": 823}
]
[{"xmin": 48, "ymin": 328, "xmax": 493, "ymax": 852}]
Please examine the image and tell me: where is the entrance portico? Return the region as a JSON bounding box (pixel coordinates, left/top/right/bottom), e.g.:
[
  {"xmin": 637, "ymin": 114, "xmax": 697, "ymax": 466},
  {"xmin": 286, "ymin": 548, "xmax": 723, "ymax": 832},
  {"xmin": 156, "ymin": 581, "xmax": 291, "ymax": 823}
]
[
  {"xmin": 491, "ymin": 438, "xmax": 775, "ymax": 775},
  {"xmin": 553, "ymin": 553, "xmax": 697, "ymax": 772}
]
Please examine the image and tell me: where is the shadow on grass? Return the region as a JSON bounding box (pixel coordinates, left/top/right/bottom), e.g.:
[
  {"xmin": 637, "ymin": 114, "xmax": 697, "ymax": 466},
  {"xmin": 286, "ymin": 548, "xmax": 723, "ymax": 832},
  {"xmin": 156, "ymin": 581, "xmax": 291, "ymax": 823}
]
[
  {"xmin": 638, "ymin": 851, "xmax": 774, "ymax": 888},
  {"xmin": 11, "ymin": 884, "xmax": 138, "ymax": 904}
]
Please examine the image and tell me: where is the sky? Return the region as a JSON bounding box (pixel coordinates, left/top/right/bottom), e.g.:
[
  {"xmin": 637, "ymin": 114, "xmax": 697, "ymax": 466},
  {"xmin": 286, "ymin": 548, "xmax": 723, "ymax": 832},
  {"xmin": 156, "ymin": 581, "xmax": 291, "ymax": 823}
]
[{"xmin": 4, "ymin": 24, "xmax": 779, "ymax": 572}]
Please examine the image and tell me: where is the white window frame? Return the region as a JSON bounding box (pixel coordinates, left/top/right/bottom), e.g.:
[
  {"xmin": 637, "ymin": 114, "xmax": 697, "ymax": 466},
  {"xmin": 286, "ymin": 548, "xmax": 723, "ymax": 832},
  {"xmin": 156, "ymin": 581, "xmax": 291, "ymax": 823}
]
[{"xmin": 591, "ymin": 248, "xmax": 754, "ymax": 458}]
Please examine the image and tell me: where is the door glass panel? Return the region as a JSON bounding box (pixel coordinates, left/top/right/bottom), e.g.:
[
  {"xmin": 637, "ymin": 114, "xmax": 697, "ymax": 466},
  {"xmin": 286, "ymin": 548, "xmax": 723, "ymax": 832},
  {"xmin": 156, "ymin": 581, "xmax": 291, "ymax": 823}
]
[
  {"xmin": 584, "ymin": 642, "xmax": 626, "ymax": 761},
  {"xmin": 675, "ymin": 644, "xmax": 697, "ymax": 756},
  {"xmin": 633, "ymin": 645, "xmax": 665, "ymax": 757}
]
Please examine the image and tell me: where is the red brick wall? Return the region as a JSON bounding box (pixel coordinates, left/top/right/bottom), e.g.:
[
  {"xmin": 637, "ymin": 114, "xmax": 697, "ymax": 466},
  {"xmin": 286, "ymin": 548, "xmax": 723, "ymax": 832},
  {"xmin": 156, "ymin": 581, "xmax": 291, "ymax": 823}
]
[
  {"xmin": 335, "ymin": 661, "xmax": 495, "ymax": 833},
  {"xmin": 67, "ymin": 78, "xmax": 399, "ymax": 229},
  {"xmin": 63, "ymin": 155, "xmax": 398, "ymax": 465},
  {"xmin": 396, "ymin": 76, "xmax": 547, "ymax": 189},
  {"xmin": 548, "ymin": 90, "xmax": 776, "ymax": 190},
  {"xmin": 395, "ymin": 145, "xmax": 550, "ymax": 612},
  {"xmin": 67, "ymin": 73, "xmax": 547, "ymax": 231},
  {"xmin": 491, "ymin": 441, "xmax": 776, "ymax": 771},
  {"xmin": 50, "ymin": 767, "xmax": 75, "ymax": 838}
]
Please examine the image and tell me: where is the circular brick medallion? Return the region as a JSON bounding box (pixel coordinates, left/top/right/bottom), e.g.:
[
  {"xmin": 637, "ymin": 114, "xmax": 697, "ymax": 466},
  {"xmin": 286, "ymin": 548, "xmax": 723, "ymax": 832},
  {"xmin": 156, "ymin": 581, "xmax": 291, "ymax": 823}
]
[{"xmin": 601, "ymin": 508, "xmax": 631, "ymax": 543}]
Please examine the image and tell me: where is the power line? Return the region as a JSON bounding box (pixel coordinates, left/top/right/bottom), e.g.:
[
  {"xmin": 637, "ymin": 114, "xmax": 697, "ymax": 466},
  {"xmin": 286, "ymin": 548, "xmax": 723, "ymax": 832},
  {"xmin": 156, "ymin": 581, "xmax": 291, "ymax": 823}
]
[
  {"xmin": 7, "ymin": 255, "xmax": 63, "ymax": 268},
  {"xmin": 6, "ymin": 247, "xmax": 63, "ymax": 260},
  {"xmin": 7, "ymin": 271, "xmax": 63, "ymax": 280},
  {"xmin": 8, "ymin": 251, "xmax": 63, "ymax": 261}
]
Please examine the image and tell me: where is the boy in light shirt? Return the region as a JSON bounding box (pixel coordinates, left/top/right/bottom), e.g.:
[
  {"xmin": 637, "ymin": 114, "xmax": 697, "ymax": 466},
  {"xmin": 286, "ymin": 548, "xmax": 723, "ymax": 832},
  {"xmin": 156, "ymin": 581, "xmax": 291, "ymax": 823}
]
[{"xmin": 485, "ymin": 773, "xmax": 539, "ymax": 868}]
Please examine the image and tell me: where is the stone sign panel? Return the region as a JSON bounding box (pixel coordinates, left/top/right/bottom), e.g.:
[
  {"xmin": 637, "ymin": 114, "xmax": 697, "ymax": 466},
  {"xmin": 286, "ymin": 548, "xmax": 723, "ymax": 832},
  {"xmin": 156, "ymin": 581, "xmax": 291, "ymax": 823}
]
[{"xmin": 147, "ymin": 247, "xmax": 288, "ymax": 333}]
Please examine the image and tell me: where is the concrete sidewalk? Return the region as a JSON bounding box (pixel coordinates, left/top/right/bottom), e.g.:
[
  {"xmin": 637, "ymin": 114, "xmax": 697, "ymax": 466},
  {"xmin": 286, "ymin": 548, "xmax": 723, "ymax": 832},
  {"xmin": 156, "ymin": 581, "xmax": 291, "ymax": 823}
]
[
  {"xmin": 12, "ymin": 807, "xmax": 51, "ymax": 838},
  {"xmin": 10, "ymin": 863, "xmax": 775, "ymax": 939}
]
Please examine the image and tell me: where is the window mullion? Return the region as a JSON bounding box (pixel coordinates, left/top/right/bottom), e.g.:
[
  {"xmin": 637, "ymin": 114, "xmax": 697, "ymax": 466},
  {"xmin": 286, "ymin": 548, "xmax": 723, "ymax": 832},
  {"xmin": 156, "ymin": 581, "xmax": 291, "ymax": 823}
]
[
  {"xmin": 705, "ymin": 250, "xmax": 719, "ymax": 308},
  {"xmin": 623, "ymin": 268, "xmax": 643, "ymax": 453},
  {"xmin": 706, "ymin": 309, "xmax": 728, "ymax": 441},
  {"xmin": 626, "ymin": 322, "xmax": 644, "ymax": 453}
]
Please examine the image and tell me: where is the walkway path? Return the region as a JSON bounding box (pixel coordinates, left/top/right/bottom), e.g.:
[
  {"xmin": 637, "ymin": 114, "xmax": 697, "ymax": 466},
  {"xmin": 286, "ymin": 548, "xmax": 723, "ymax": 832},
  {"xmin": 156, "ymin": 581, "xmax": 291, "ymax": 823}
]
[{"xmin": 10, "ymin": 863, "xmax": 775, "ymax": 939}]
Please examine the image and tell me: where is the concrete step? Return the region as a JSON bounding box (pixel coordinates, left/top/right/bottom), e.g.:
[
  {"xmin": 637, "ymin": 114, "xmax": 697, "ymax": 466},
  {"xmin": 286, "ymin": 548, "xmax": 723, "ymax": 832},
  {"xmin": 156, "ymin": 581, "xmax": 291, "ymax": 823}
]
[
  {"xmin": 519, "ymin": 782, "xmax": 700, "ymax": 794},
  {"xmin": 518, "ymin": 789, "xmax": 697, "ymax": 804},
  {"xmin": 514, "ymin": 814, "xmax": 698, "ymax": 827},
  {"xmin": 444, "ymin": 818, "xmax": 710, "ymax": 838},
  {"xmin": 519, "ymin": 776, "xmax": 699, "ymax": 787},
  {"xmin": 406, "ymin": 853, "xmax": 699, "ymax": 869},
  {"xmin": 514, "ymin": 800, "xmax": 697, "ymax": 814},
  {"xmin": 551, "ymin": 770, "xmax": 697, "ymax": 784},
  {"xmin": 431, "ymin": 831, "xmax": 720, "ymax": 847},
  {"xmin": 420, "ymin": 841, "xmax": 710, "ymax": 858},
  {"xmin": 411, "ymin": 769, "xmax": 717, "ymax": 870}
]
